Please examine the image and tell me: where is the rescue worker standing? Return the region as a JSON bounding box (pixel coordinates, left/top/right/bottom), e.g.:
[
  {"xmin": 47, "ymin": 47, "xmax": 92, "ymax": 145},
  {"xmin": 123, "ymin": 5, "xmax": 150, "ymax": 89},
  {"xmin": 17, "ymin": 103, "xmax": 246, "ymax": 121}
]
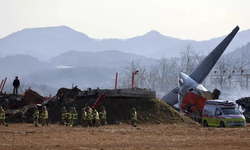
[
  {"xmin": 93, "ymin": 108, "xmax": 100, "ymax": 127},
  {"xmin": 81, "ymin": 108, "xmax": 87, "ymax": 127},
  {"xmin": 61, "ymin": 107, "xmax": 68, "ymax": 126},
  {"xmin": 13, "ymin": 76, "xmax": 20, "ymax": 95},
  {"xmin": 40, "ymin": 106, "xmax": 49, "ymax": 126},
  {"xmin": 72, "ymin": 107, "xmax": 78, "ymax": 126},
  {"xmin": 33, "ymin": 106, "xmax": 39, "ymax": 127},
  {"xmin": 130, "ymin": 107, "xmax": 137, "ymax": 127},
  {"xmin": 99, "ymin": 106, "xmax": 107, "ymax": 125},
  {"xmin": 0, "ymin": 106, "xmax": 8, "ymax": 127},
  {"xmin": 67, "ymin": 107, "xmax": 74, "ymax": 127},
  {"xmin": 88, "ymin": 106, "xmax": 92, "ymax": 114},
  {"xmin": 84, "ymin": 106, "xmax": 93, "ymax": 127}
]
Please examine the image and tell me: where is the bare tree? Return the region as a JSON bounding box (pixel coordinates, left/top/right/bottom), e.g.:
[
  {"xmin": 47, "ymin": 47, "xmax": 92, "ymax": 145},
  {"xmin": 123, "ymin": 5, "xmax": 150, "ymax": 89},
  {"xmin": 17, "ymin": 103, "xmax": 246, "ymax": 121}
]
[
  {"xmin": 118, "ymin": 60, "xmax": 142, "ymax": 88},
  {"xmin": 234, "ymin": 46, "xmax": 250, "ymax": 91},
  {"xmin": 156, "ymin": 57, "xmax": 179, "ymax": 92},
  {"xmin": 225, "ymin": 55, "xmax": 239, "ymax": 93},
  {"xmin": 180, "ymin": 43, "xmax": 196, "ymax": 74},
  {"xmin": 134, "ymin": 67, "xmax": 147, "ymax": 88},
  {"xmin": 212, "ymin": 56, "xmax": 230, "ymax": 90},
  {"xmin": 179, "ymin": 43, "xmax": 205, "ymax": 75},
  {"xmin": 144, "ymin": 65, "xmax": 160, "ymax": 91}
]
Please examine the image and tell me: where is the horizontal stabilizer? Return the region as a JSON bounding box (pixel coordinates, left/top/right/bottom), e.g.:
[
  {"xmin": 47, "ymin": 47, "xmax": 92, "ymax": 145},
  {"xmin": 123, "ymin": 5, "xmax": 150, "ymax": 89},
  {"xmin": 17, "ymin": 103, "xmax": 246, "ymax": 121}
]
[{"xmin": 161, "ymin": 86, "xmax": 178, "ymax": 105}]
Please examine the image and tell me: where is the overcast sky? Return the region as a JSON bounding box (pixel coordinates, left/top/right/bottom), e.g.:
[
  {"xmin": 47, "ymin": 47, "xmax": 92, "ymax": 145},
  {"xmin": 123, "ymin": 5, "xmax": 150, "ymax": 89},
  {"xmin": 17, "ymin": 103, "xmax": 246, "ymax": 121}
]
[{"xmin": 0, "ymin": 0, "xmax": 249, "ymax": 40}]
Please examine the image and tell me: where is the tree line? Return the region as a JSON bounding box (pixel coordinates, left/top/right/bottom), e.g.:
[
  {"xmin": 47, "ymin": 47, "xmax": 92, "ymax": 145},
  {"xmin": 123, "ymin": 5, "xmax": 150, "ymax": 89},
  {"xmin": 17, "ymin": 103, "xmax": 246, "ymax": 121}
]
[{"xmin": 118, "ymin": 43, "xmax": 250, "ymax": 97}]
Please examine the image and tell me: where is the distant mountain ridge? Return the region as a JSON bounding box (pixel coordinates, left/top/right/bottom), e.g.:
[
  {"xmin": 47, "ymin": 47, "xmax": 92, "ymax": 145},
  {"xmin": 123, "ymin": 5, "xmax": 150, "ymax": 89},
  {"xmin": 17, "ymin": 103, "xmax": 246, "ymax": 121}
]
[
  {"xmin": 225, "ymin": 42, "xmax": 250, "ymax": 59},
  {"xmin": 1, "ymin": 41, "xmax": 249, "ymax": 96},
  {"xmin": 49, "ymin": 50, "xmax": 156, "ymax": 68},
  {"xmin": 0, "ymin": 25, "xmax": 250, "ymax": 61},
  {"xmin": 0, "ymin": 50, "xmax": 156, "ymax": 92}
]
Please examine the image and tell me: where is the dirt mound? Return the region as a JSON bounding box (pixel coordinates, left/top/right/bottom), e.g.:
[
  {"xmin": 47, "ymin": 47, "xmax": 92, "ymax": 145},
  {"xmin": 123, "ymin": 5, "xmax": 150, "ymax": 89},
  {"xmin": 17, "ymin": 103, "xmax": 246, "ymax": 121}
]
[
  {"xmin": 0, "ymin": 90, "xmax": 44, "ymax": 110},
  {"xmin": 102, "ymin": 98, "xmax": 195, "ymax": 124},
  {"xmin": 48, "ymin": 97, "xmax": 195, "ymax": 125},
  {"xmin": 56, "ymin": 87, "xmax": 81, "ymax": 98},
  {"xmin": 22, "ymin": 89, "xmax": 44, "ymax": 105}
]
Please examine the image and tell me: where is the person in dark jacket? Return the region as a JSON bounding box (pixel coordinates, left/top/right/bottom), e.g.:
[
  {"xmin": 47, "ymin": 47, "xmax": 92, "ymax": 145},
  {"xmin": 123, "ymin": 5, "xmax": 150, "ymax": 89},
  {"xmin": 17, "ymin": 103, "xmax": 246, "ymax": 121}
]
[{"xmin": 13, "ymin": 76, "xmax": 20, "ymax": 95}]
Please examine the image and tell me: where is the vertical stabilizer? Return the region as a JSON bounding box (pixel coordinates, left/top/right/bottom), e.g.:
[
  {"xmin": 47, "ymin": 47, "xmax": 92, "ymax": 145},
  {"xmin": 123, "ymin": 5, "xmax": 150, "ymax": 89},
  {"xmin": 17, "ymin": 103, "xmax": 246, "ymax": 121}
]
[
  {"xmin": 161, "ymin": 26, "xmax": 240, "ymax": 105},
  {"xmin": 189, "ymin": 26, "xmax": 240, "ymax": 83}
]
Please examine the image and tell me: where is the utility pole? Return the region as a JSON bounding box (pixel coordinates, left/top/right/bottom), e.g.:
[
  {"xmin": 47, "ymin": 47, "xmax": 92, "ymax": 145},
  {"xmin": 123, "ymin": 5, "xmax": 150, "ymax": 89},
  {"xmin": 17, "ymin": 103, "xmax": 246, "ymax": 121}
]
[
  {"xmin": 115, "ymin": 73, "xmax": 118, "ymax": 90},
  {"xmin": 132, "ymin": 70, "xmax": 139, "ymax": 88}
]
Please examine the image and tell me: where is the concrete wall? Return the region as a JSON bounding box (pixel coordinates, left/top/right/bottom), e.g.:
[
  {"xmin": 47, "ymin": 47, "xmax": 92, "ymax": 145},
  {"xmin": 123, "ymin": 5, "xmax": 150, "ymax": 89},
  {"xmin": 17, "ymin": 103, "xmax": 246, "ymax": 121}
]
[{"xmin": 87, "ymin": 88, "xmax": 156, "ymax": 99}]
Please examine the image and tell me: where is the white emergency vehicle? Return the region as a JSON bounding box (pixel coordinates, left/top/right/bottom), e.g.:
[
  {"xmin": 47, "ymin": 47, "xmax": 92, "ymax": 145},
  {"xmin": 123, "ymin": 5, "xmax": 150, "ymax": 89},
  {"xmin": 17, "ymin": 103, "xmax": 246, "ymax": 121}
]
[{"xmin": 202, "ymin": 100, "xmax": 246, "ymax": 127}]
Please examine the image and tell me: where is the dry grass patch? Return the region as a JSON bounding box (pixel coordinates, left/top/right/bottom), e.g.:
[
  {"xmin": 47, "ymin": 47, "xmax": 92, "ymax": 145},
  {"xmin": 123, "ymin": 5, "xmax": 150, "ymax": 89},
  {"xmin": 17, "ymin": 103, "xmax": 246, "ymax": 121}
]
[{"xmin": 0, "ymin": 123, "xmax": 250, "ymax": 150}]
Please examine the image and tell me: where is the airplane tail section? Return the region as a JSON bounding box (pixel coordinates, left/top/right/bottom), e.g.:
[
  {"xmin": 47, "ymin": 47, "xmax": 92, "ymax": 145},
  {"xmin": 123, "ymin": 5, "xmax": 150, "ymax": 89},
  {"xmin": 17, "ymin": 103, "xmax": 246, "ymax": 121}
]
[
  {"xmin": 161, "ymin": 26, "xmax": 240, "ymax": 106},
  {"xmin": 190, "ymin": 26, "xmax": 240, "ymax": 83}
]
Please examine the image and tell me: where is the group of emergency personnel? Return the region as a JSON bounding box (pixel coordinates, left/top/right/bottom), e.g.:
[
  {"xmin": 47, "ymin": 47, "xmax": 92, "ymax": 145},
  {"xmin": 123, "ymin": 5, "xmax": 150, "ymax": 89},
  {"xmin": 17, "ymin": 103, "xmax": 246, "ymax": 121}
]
[
  {"xmin": 61, "ymin": 106, "xmax": 108, "ymax": 127},
  {"xmin": 62, "ymin": 106, "xmax": 78, "ymax": 127},
  {"xmin": 0, "ymin": 105, "xmax": 137, "ymax": 127},
  {"xmin": 32, "ymin": 105, "xmax": 49, "ymax": 126},
  {"xmin": 61, "ymin": 106, "xmax": 137, "ymax": 127}
]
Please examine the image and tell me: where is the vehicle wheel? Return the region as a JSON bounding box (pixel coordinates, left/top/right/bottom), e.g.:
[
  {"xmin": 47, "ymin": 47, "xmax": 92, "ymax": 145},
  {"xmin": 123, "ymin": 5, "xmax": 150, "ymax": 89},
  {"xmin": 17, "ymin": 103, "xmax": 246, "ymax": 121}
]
[
  {"xmin": 220, "ymin": 121, "xmax": 225, "ymax": 127},
  {"xmin": 203, "ymin": 120, "xmax": 209, "ymax": 127}
]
